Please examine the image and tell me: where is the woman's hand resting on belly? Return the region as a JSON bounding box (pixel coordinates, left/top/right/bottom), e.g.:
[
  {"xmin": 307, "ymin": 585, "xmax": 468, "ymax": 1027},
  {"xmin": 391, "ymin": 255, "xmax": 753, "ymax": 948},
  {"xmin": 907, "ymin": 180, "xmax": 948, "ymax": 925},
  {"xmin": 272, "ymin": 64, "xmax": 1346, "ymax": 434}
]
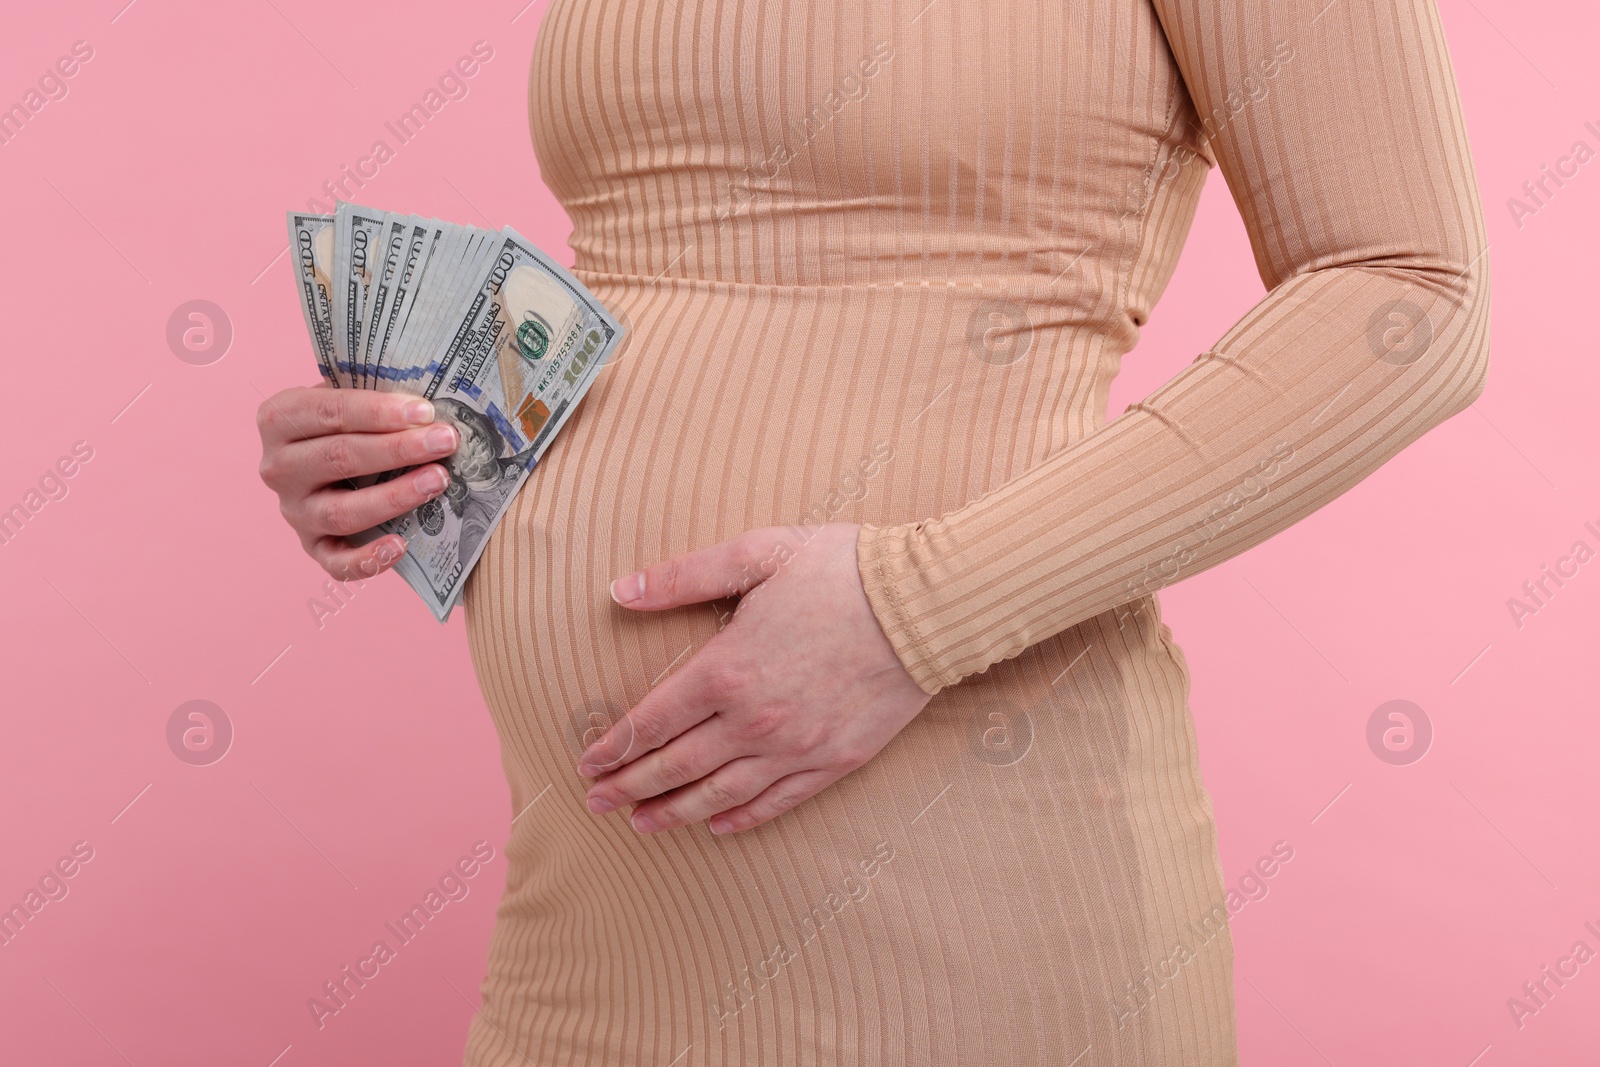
[
  {"xmin": 256, "ymin": 383, "xmax": 460, "ymax": 580},
  {"xmin": 577, "ymin": 524, "xmax": 932, "ymax": 835}
]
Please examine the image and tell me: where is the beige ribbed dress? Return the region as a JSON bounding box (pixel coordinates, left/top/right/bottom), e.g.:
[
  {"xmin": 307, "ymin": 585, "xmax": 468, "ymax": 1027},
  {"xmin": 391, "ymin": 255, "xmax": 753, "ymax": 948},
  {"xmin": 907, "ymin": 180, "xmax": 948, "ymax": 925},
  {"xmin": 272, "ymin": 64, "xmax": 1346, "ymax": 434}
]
[{"xmin": 461, "ymin": 0, "xmax": 1489, "ymax": 1062}]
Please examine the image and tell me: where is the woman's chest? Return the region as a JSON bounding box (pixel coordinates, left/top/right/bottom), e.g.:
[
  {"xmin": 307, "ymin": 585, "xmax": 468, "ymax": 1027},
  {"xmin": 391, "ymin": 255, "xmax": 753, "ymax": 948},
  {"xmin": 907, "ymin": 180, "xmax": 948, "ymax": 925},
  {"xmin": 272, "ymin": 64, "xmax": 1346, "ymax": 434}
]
[{"xmin": 527, "ymin": 0, "xmax": 1185, "ymax": 210}]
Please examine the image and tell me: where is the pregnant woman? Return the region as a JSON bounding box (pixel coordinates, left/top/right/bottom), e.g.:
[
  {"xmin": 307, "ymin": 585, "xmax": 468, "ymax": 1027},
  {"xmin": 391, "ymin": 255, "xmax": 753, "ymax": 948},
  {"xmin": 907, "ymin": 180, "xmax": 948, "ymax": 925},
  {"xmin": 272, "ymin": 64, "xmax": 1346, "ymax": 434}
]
[{"xmin": 256, "ymin": 0, "xmax": 1489, "ymax": 1062}]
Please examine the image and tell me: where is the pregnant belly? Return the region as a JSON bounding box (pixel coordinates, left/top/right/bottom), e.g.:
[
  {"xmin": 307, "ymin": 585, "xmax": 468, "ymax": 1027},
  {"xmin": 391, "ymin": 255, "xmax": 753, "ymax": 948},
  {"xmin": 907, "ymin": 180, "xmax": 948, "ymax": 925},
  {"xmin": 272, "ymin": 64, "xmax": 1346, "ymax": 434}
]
[
  {"xmin": 460, "ymin": 271, "xmax": 1130, "ymax": 797},
  {"xmin": 456, "ymin": 272, "xmax": 1230, "ymax": 1064}
]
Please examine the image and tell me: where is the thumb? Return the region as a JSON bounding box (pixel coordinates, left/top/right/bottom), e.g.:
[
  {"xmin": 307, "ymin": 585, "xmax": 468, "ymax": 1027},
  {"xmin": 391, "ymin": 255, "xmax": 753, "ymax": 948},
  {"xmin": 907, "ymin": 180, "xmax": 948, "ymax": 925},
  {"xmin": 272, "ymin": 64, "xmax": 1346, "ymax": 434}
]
[{"xmin": 610, "ymin": 529, "xmax": 780, "ymax": 610}]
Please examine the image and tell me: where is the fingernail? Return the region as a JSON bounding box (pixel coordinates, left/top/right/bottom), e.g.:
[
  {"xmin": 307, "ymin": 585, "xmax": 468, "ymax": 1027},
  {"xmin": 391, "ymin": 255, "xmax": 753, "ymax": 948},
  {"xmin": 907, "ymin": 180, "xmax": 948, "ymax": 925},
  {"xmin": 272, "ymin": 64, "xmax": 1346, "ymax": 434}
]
[
  {"xmin": 415, "ymin": 466, "xmax": 447, "ymax": 495},
  {"xmin": 610, "ymin": 572, "xmax": 645, "ymax": 605},
  {"xmin": 577, "ymin": 762, "xmax": 599, "ymax": 777},
  {"xmin": 424, "ymin": 424, "xmax": 458, "ymax": 453},
  {"xmin": 709, "ymin": 818, "xmax": 732, "ymax": 835},
  {"xmin": 404, "ymin": 400, "xmax": 434, "ymax": 425},
  {"xmin": 587, "ymin": 794, "xmax": 614, "ymax": 814},
  {"xmin": 631, "ymin": 812, "xmax": 656, "ymax": 833}
]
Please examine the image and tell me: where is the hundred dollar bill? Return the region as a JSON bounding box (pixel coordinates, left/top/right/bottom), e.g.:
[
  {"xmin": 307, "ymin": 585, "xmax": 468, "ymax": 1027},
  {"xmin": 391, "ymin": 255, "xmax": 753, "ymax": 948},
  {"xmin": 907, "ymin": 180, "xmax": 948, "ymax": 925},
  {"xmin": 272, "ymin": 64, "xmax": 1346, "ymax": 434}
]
[
  {"xmin": 351, "ymin": 212, "xmax": 405, "ymax": 391},
  {"xmin": 286, "ymin": 212, "xmax": 338, "ymax": 386},
  {"xmin": 383, "ymin": 225, "xmax": 484, "ymax": 394},
  {"xmin": 399, "ymin": 230, "xmax": 500, "ymax": 391},
  {"xmin": 373, "ymin": 226, "xmax": 624, "ymax": 621},
  {"xmin": 367, "ymin": 217, "xmax": 438, "ymax": 389},
  {"xmin": 332, "ymin": 202, "xmax": 385, "ymax": 387}
]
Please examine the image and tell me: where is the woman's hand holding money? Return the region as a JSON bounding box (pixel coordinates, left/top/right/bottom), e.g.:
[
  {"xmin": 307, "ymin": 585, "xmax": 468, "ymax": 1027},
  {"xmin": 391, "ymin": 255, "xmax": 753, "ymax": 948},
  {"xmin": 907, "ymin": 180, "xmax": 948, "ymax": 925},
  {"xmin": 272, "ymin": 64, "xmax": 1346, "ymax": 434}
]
[{"xmin": 256, "ymin": 382, "xmax": 460, "ymax": 581}]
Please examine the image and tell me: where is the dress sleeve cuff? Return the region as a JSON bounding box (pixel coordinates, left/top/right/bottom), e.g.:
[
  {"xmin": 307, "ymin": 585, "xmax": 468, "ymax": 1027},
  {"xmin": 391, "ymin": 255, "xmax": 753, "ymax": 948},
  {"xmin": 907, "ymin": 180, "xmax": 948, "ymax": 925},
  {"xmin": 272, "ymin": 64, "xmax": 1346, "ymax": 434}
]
[{"xmin": 856, "ymin": 520, "xmax": 960, "ymax": 697}]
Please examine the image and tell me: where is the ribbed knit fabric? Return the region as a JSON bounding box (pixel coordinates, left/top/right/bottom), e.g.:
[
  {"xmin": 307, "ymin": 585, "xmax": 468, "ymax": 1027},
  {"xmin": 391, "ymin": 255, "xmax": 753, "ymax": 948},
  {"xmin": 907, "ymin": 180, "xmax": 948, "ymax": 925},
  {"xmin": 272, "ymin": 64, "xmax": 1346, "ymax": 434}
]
[{"xmin": 461, "ymin": 1, "xmax": 1489, "ymax": 1063}]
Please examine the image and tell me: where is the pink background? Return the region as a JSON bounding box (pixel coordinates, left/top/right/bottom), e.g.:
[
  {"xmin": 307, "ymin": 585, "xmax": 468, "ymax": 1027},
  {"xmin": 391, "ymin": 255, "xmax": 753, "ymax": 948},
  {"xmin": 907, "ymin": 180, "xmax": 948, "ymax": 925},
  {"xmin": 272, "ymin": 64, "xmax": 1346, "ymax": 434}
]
[{"xmin": 1, "ymin": 1, "xmax": 1595, "ymax": 1063}]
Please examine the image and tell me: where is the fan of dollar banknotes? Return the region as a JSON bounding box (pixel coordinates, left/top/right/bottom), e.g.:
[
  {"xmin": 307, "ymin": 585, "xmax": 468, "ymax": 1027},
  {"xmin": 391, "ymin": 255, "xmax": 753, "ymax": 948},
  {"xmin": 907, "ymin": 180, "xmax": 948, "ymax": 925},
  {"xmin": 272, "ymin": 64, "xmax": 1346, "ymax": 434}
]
[{"xmin": 286, "ymin": 202, "xmax": 625, "ymax": 622}]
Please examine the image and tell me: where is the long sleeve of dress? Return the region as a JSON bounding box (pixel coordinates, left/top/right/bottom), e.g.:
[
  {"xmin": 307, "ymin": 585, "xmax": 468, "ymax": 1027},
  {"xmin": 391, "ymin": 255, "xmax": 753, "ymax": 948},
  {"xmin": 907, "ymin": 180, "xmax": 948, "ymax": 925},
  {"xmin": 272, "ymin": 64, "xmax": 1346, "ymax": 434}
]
[{"xmin": 855, "ymin": 0, "xmax": 1491, "ymax": 696}]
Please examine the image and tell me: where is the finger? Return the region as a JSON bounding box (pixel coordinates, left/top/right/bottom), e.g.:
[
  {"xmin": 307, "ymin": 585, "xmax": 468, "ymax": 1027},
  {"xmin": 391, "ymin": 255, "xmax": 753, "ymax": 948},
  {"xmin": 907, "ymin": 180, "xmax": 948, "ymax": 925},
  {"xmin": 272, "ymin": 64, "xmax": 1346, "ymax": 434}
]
[
  {"xmin": 309, "ymin": 533, "xmax": 408, "ymax": 581},
  {"xmin": 584, "ymin": 720, "xmax": 742, "ymax": 813},
  {"xmin": 627, "ymin": 756, "xmax": 773, "ymax": 833},
  {"xmin": 256, "ymin": 386, "xmax": 436, "ymax": 446},
  {"xmin": 576, "ymin": 670, "xmax": 719, "ymax": 775},
  {"xmin": 264, "ymin": 423, "xmax": 459, "ymax": 493},
  {"xmin": 705, "ymin": 769, "xmax": 840, "ymax": 835},
  {"xmin": 297, "ymin": 463, "xmax": 450, "ymax": 538},
  {"xmin": 610, "ymin": 528, "xmax": 781, "ymax": 610}
]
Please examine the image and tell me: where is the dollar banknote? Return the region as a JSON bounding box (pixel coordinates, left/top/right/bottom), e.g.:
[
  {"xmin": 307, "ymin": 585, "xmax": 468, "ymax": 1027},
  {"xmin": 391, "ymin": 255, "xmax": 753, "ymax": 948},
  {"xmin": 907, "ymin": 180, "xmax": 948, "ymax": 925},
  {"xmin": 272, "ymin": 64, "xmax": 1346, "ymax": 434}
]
[
  {"xmin": 286, "ymin": 202, "xmax": 625, "ymax": 621},
  {"xmin": 331, "ymin": 203, "xmax": 386, "ymax": 388},
  {"xmin": 366, "ymin": 217, "xmax": 437, "ymax": 388},
  {"xmin": 286, "ymin": 213, "xmax": 338, "ymax": 386}
]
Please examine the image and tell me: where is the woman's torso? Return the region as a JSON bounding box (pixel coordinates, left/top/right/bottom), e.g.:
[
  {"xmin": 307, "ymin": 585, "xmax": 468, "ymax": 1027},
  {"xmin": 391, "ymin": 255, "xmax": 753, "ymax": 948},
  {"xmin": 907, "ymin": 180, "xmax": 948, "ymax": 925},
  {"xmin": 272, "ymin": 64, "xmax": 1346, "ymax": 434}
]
[{"xmin": 462, "ymin": 2, "xmax": 1235, "ymax": 1063}]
